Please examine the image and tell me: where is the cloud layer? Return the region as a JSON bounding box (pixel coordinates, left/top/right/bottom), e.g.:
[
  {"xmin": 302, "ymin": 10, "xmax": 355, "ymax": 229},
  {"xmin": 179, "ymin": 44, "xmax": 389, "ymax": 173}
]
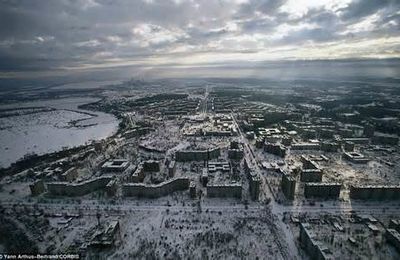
[{"xmin": 0, "ymin": 0, "xmax": 399, "ymax": 74}]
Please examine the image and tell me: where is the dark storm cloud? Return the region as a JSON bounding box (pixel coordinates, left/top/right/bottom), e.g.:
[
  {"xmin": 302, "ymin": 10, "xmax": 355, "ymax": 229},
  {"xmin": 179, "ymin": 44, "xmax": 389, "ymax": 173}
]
[
  {"xmin": 339, "ymin": 0, "xmax": 399, "ymax": 21},
  {"xmin": 0, "ymin": 0, "xmax": 399, "ymax": 74}
]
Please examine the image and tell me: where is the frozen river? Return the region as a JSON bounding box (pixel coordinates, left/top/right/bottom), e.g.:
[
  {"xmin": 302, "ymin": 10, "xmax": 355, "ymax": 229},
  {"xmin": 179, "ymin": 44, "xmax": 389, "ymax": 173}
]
[{"xmin": 0, "ymin": 97, "xmax": 118, "ymax": 168}]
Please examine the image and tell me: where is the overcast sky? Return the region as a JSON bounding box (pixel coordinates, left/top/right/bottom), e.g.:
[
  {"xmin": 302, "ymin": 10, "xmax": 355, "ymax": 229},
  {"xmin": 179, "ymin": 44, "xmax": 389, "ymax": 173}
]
[{"xmin": 0, "ymin": 0, "xmax": 399, "ymax": 76}]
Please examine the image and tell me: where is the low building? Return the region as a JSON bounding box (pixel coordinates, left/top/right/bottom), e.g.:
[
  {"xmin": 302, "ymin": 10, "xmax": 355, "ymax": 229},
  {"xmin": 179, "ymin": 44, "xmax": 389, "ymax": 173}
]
[
  {"xmin": 301, "ymin": 155, "xmax": 320, "ymax": 169},
  {"xmin": 304, "ymin": 183, "xmax": 341, "ymax": 199},
  {"xmin": 320, "ymin": 142, "xmax": 340, "ymax": 152},
  {"xmin": 300, "ymin": 156, "xmax": 323, "ymax": 182},
  {"xmin": 342, "ymin": 138, "xmax": 369, "ymax": 145},
  {"xmin": 228, "ymin": 146, "xmax": 244, "ymax": 160},
  {"xmin": 245, "ymin": 131, "xmax": 255, "ymax": 140},
  {"xmin": 123, "ymin": 126, "xmax": 153, "ymax": 138},
  {"xmin": 105, "ymin": 179, "xmax": 117, "ymax": 197},
  {"xmin": 264, "ymin": 143, "xmax": 286, "ymax": 157},
  {"xmin": 175, "ymin": 148, "xmax": 220, "ymax": 162},
  {"xmin": 60, "ymin": 167, "xmax": 78, "ymax": 182},
  {"xmin": 129, "ymin": 160, "xmax": 161, "ymax": 183},
  {"xmin": 343, "ymin": 141, "xmax": 355, "ymax": 152},
  {"xmin": 47, "ymin": 176, "xmax": 113, "ymax": 196},
  {"xmin": 349, "ymin": 185, "xmax": 400, "ymax": 200},
  {"xmin": 343, "ymin": 152, "xmax": 369, "ymax": 164},
  {"xmin": 143, "ymin": 160, "xmax": 160, "ymax": 172},
  {"xmin": 88, "ymin": 220, "xmax": 120, "ymax": 248},
  {"xmin": 282, "ymin": 136, "xmax": 293, "ymax": 146},
  {"xmin": 299, "ymin": 223, "xmax": 334, "ymax": 260},
  {"xmin": 255, "ymin": 137, "xmax": 265, "ymax": 148},
  {"xmin": 130, "ymin": 165, "xmax": 144, "ymax": 183},
  {"xmin": 207, "ymin": 184, "xmax": 242, "ymax": 199},
  {"xmin": 208, "ymin": 161, "xmax": 230, "ymax": 173},
  {"xmin": 291, "ymin": 142, "xmax": 320, "ymax": 150},
  {"xmin": 372, "ymin": 133, "xmax": 399, "ymax": 145},
  {"xmin": 168, "ymin": 160, "xmax": 176, "ymax": 178},
  {"xmin": 122, "ymin": 178, "xmax": 190, "ymax": 198},
  {"xmin": 101, "ymin": 159, "xmax": 130, "ymax": 173},
  {"xmin": 29, "ymin": 179, "xmax": 45, "ymax": 196},
  {"xmin": 301, "ymin": 169, "xmax": 323, "ymax": 182}
]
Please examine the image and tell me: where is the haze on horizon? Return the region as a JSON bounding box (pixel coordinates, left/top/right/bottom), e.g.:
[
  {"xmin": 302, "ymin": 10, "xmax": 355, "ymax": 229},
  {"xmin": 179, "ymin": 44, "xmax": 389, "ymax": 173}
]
[{"xmin": 0, "ymin": 0, "xmax": 399, "ymax": 79}]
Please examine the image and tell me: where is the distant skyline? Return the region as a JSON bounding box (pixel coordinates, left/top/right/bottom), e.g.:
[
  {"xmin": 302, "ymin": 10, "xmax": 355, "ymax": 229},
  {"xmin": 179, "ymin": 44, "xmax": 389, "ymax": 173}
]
[{"xmin": 0, "ymin": 0, "xmax": 399, "ymax": 77}]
